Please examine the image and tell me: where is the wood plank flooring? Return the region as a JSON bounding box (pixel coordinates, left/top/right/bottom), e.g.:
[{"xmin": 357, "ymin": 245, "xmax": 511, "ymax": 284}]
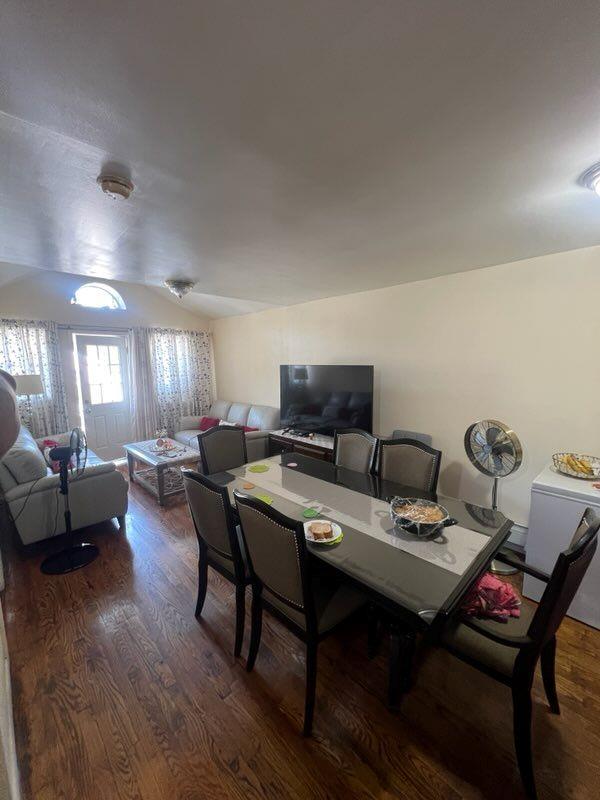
[{"xmin": 3, "ymin": 473, "xmax": 600, "ymax": 799}]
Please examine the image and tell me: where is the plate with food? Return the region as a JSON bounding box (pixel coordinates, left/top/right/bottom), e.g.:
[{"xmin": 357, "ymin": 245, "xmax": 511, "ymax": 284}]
[
  {"xmin": 390, "ymin": 497, "xmax": 451, "ymax": 538},
  {"xmin": 303, "ymin": 519, "xmax": 343, "ymax": 545},
  {"xmin": 553, "ymin": 453, "xmax": 600, "ymax": 480}
]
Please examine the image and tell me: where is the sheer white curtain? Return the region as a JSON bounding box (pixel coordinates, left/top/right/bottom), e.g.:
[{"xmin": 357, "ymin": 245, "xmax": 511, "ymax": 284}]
[
  {"xmin": 130, "ymin": 327, "xmax": 213, "ymax": 439},
  {"xmin": 0, "ymin": 319, "xmax": 68, "ymax": 437},
  {"xmin": 129, "ymin": 327, "xmax": 158, "ymax": 440}
]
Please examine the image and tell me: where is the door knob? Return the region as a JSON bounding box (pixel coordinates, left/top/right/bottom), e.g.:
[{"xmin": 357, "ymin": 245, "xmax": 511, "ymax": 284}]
[{"xmin": 85, "ymin": 406, "xmax": 92, "ymax": 415}]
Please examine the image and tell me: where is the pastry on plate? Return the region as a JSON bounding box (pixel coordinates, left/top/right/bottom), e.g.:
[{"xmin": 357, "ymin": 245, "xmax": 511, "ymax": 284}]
[{"xmin": 309, "ymin": 521, "xmax": 333, "ymax": 540}]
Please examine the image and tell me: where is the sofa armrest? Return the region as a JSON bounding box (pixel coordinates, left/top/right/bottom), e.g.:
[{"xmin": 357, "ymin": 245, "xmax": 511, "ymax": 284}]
[
  {"xmin": 179, "ymin": 416, "xmax": 203, "ymax": 431},
  {"xmin": 245, "ymin": 430, "xmax": 270, "ymax": 441},
  {"xmin": 4, "ymin": 461, "xmax": 116, "ymax": 501},
  {"xmin": 7, "ymin": 468, "xmax": 128, "ymax": 545}
]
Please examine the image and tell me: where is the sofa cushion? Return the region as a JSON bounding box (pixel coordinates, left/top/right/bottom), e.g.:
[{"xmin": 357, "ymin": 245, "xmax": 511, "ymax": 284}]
[
  {"xmin": 247, "ymin": 404, "xmax": 280, "ymax": 431},
  {"xmin": 209, "ymin": 400, "xmax": 232, "ymax": 420},
  {"xmin": 0, "ymin": 427, "xmax": 49, "ymax": 485},
  {"xmin": 227, "ymin": 403, "xmax": 251, "ymax": 427},
  {"xmin": 174, "ymin": 430, "xmax": 200, "ymax": 449}
]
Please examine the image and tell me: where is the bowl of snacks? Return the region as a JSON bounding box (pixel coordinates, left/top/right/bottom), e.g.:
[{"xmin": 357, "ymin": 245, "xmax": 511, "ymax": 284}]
[
  {"xmin": 390, "ymin": 497, "xmax": 451, "ymax": 538},
  {"xmin": 553, "ymin": 453, "xmax": 600, "ymax": 480}
]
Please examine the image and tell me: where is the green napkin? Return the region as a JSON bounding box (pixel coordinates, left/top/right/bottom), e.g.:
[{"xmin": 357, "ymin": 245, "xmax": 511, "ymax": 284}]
[
  {"xmin": 306, "ymin": 529, "xmax": 344, "ymax": 546},
  {"xmin": 322, "ymin": 531, "xmax": 344, "ymax": 546},
  {"xmin": 248, "ymin": 464, "xmax": 269, "ymax": 473},
  {"xmin": 255, "ymin": 493, "xmax": 273, "ymax": 505},
  {"xmin": 302, "ymin": 508, "xmax": 320, "ymax": 519}
]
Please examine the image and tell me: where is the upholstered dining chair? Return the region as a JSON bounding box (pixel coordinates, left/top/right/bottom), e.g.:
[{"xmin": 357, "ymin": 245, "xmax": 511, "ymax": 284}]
[
  {"xmin": 197, "ymin": 425, "xmax": 248, "ymax": 474},
  {"xmin": 441, "ymin": 508, "xmax": 600, "ymax": 799},
  {"xmin": 376, "ymin": 437, "xmax": 442, "ymax": 492},
  {"xmin": 182, "ymin": 469, "xmax": 250, "ymax": 657},
  {"xmin": 333, "ymin": 428, "xmax": 378, "ymax": 474},
  {"xmin": 234, "ymin": 490, "xmax": 366, "ymax": 736}
]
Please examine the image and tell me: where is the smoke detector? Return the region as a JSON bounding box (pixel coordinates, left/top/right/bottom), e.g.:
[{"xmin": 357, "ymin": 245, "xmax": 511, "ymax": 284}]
[
  {"xmin": 97, "ymin": 173, "xmax": 134, "ymax": 200},
  {"xmin": 165, "ymin": 279, "xmax": 196, "ymax": 299}
]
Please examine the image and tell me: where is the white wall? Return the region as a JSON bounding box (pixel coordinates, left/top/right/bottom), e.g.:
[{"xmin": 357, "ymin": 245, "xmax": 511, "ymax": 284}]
[
  {"xmin": 0, "ymin": 270, "xmax": 210, "ymax": 428},
  {"xmin": 212, "ymin": 245, "xmax": 600, "ymax": 527}
]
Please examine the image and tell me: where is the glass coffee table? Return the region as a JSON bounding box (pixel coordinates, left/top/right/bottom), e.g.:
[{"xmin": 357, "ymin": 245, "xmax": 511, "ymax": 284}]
[{"xmin": 124, "ymin": 439, "xmax": 201, "ymax": 505}]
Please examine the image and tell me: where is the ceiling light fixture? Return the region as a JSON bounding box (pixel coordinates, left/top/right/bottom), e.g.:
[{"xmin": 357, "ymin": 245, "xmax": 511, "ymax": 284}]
[
  {"xmin": 97, "ymin": 173, "xmax": 134, "ymax": 200},
  {"xmin": 165, "ymin": 279, "xmax": 196, "ymax": 299},
  {"xmin": 580, "ymin": 163, "xmax": 600, "ymax": 196}
]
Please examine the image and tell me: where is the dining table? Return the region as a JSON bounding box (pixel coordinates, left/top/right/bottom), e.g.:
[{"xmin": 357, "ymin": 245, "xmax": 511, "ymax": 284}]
[{"xmin": 209, "ymin": 451, "xmax": 513, "ymax": 703}]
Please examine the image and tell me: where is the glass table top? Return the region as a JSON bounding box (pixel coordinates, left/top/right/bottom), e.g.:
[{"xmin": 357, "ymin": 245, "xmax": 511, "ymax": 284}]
[{"xmin": 209, "ymin": 452, "xmax": 512, "ymax": 627}]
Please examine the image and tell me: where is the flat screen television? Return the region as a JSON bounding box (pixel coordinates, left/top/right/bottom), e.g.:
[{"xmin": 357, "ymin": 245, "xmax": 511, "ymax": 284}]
[{"xmin": 280, "ymin": 364, "xmax": 374, "ymax": 436}]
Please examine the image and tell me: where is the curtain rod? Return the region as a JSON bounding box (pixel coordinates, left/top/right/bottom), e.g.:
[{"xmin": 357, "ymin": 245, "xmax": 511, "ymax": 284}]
[
  {"xmin": 58, "ymin": 324, "xmax": 132, "ymax": 333},
  {"xmin": 57, "ymin": 323, "xmax": 210, "ymax": 335}
]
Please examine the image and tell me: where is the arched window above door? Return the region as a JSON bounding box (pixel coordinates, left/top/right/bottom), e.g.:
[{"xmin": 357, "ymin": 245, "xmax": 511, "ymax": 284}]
[{"xmin": 71, "ymin": 282, "xmax": 126, "ymax": 310}]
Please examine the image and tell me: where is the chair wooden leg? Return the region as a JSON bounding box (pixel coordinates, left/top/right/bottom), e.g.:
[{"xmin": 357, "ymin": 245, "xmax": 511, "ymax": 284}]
[
  {"xmin": 246, "ymin": 589, "xmax": 262, "ymax": 672},
  {"xmin": 303, "ymin": 640, "xmax": 318, "ymax": 737},
  {"xmin": 401, "ymin": 631, "xmax": 416, "ymax": 692},
  {"xmin": 541, "ymin": 636, "xmax": 560, "ymax": 714},
  {"xmin": 388, "ymin": 625, "xmax": 416, "ymax": 710},
  {"xmin": 195, "ymin": 557, "xmax": 208, "ymax": 618},
  {"xmin": 234, "ymin": 584, "xmax": 245, "ymax": 658},
  {"xmin": 388, "ymin": 624, "xmax": 402, "ymax": 711},
  {"xmin": 367, "ymin": 604, "xmax": 381, "ymax": 659},
  {"xmin": 512, "ymin": 683, "xmax": 537, "ymax": 799}
]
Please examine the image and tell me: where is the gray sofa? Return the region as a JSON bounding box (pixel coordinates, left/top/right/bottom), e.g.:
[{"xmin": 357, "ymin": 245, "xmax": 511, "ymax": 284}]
[
  {"xmin": 0, "ymin": 427, "xmax": 128, "ymax": 545},
  {"xmin": 174, "ymin": 400, "xmax": 280, "ymax": 464}
]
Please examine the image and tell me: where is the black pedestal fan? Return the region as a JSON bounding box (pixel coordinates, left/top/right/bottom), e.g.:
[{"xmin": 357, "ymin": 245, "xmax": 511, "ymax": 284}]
[{"xmin": 40, "ymin": 427, "xmax": 99, "ymax": 575}]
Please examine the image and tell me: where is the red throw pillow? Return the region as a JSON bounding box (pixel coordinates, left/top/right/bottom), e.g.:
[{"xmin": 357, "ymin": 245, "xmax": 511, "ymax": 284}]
[
  {"xmin": 243, "ymin": 426, "xmax": 259, "ymax": 432},
  {"xmin": 198, "ymin": 416, "xmax": 219, "ymax": 431}
]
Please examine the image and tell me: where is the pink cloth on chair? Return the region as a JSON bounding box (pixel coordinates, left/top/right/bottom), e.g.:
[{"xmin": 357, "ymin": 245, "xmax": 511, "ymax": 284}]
[{"xmin": 462, "ymin": 572, "xmax": 521, "ymax": 622}]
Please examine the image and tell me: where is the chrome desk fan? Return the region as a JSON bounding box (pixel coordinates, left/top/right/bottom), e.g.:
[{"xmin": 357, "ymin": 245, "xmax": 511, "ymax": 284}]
[{"xmin": 464, "ymin": 419, "xmax": 523, "ymax": 575}]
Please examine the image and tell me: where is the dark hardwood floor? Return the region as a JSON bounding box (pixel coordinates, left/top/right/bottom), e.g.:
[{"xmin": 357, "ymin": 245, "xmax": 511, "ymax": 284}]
[{"xmin": 3, "ymin": 472, "xmax": 600, "ymax": 799}]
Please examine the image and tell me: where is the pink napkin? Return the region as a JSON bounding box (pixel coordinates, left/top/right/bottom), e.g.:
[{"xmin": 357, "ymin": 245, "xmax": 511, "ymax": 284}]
[{"xmin": 462, "ymin": 572, "xmax": 521, "ymax": 622}]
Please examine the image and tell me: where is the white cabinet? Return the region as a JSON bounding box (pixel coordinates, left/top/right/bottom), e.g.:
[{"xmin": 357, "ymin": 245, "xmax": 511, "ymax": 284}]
[{"xmin": 523, "ymin": 465, "xmax": 600, "ymax": 629}]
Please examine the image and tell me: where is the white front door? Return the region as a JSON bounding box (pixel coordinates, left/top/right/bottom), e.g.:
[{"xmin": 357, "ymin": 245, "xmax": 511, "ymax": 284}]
[{"xmin": 75, "ymin": 334, "xmax": 132, "ymax": 460}]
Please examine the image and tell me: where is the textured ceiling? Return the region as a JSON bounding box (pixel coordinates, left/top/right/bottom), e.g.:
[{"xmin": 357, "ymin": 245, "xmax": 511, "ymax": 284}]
[{"xmin": 2, "ymin": 1, "xmax": 600, "ymax": 317}]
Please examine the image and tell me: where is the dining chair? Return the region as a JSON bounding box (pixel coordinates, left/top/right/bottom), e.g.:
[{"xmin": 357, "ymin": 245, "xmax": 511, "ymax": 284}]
[
  {"xmin": 233, "ymin": 490, "xmax": 366, "ymax": 735},
  {"xmin": 376, "ymin": 437, "xmax": 442, "ymax": 492},
  {"xmin": 332, "ymin": 428, "xmax": 378, "ymax": 474},
  {"xmin": 182, "ymin": 469, "xmax": 250, "ymax": 657},
  {"xmin": 197, "ymin": 425, "xmax": 248, "ymax": 474},
  {"xmin": 441, "ymin": 508, "xmax": 600, "ymax": 799}
]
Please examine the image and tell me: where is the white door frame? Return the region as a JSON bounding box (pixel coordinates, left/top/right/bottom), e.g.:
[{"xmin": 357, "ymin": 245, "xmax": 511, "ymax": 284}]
[{"xmin": 74, "ymin": 332, "xmax": 133, "ymax": 460}]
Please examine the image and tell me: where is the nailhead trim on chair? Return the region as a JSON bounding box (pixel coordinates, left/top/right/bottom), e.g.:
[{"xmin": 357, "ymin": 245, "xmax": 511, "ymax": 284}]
[
  {"xmin": 190, "ymin": 479, "xmax": 233, "ymax": 560},
  {"xmin": 244, "ymin": 506, "xmax": 305, "ymax": 610}
]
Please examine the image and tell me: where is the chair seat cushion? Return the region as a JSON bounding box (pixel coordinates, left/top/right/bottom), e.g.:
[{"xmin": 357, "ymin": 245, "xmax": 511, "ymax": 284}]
[
  {"xmin": 441, "ymin": 601, "xmax": 536, "ymax": 678},
  {"xmin": 262, "ymin": 578, "xmax": 365, "ymax": 634}
]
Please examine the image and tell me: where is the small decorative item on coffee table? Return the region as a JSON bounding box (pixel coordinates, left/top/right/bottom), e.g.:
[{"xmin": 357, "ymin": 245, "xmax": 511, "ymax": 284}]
[{"xmin": 124, "ymin": 438, "xmax": 201, "ymax": 506}]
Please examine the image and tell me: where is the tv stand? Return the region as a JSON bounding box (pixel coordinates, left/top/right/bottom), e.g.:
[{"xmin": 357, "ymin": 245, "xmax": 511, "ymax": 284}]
[{"xmin": 269, "ymin": 430, "xmax": 334, "ymax": 462}]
